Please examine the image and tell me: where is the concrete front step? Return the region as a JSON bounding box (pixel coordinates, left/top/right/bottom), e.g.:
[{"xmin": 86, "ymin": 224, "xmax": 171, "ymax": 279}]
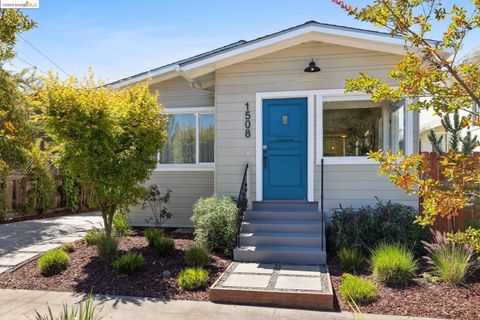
[
  {"xmin": 241, "ymin": 220, "xmax": 323, "ymax": 233},
  {"xmin": 245, "ymin": 210, "xmax": 322, "ymax": 220},
  {"xmin": 239, "ymin": 232, "xmax": 324, "ymax": 247},
  {"xmin": 234, "ymin": 245, "xmax": 326, "ymax": 264},
  {"xmin": 252, "ymin": 200, "xmax": 319, "ymax": 212}
]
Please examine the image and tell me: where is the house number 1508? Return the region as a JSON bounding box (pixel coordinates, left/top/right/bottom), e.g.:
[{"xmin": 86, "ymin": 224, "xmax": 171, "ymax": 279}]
[{"xmin": 245, "ymin": 103, "xmax": 251, "ymax": 138}]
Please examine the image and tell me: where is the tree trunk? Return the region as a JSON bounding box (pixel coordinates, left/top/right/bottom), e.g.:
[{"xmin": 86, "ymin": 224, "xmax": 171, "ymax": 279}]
[{"xmin": 101, "ymin": 206, "xmax": 116, "ymax": 238}]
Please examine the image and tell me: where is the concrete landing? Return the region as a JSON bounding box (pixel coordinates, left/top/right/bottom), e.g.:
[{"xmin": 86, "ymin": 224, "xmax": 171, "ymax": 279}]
[{"xmin": 210, "ymin": 262, "xmax": 333, "ymax": 310}]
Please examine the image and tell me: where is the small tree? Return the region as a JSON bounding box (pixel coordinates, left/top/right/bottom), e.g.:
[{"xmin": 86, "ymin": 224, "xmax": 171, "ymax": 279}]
[
  {"xmin": 142, "ymin": 185, "xmax": 172, "ymax": 227},
  {"xmin": 36, "ymin": 73, "xmax": 167, "ymax": 237},
  {"xmin": 332, "ymin": 0, "xmax": 480, "ymax": 228},
  {"xmin": 0, "ymin": 10, "xmax": 36, "ymax": 217}
]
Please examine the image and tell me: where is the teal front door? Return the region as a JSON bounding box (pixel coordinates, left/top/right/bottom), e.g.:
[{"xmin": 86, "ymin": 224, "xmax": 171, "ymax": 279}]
[{"xmin": 262, "ymin": 98, "xmax": 308, "ymax": 200}]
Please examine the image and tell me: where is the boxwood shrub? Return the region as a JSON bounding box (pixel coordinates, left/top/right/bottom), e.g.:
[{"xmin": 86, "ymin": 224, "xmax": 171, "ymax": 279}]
[{"xmin": 330, "ymin": 200, "xmax": 429, "ymax": 255}]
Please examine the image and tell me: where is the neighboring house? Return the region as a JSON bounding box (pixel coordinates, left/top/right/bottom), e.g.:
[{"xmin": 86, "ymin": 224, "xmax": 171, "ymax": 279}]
[
  {"xmin": 419, "ymin": 47, "xmax": 480, "ymax": 153},
  {"xmin": 112, "ymin": 21, "xmax": 422, "ymax": 231}
]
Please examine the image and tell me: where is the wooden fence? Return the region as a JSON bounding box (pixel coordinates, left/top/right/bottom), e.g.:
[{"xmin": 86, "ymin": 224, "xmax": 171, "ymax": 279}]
[
  {"xmin": 421, "ymin": 152, "xmax": 480, "ymax": 233},
  {"xmin": 3, "ymin": 174, "xmax": 93, "ymax": 219}
]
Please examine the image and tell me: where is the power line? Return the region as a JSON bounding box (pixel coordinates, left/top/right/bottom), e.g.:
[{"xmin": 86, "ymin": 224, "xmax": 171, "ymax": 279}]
[
  {"xmin": 18, "ymin": 34, "xmax": 69, "ymax": 76},
  {"xmin": 15, "ymin": 55, "xmax": 49, "ymax": 75}
]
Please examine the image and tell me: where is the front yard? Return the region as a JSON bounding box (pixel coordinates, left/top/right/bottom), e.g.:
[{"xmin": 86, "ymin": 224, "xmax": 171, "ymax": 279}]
[{"xmin": 0, "ymin": 230, "xmax": 230, "ymax": 301}]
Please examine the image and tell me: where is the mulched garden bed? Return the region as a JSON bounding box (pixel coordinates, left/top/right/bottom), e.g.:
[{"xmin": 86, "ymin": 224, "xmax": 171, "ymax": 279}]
[
  {"xmin": 329, "ymin": 258, "xmax": 480, "ymax": 320},
  {"xmin": 0, "ymin": 231, "xmax": 231, "ymax": 301}
]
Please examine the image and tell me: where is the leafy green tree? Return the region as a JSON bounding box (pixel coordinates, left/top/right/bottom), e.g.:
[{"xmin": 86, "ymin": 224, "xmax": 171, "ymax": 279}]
[
  {"xmin": 0, "ymin": 10, "xmax": 36, "ymax": 217},
  {"xmin": 332, "ymin": 0, "xmax": 480, "ymax": 228},
  {"xmin": 36, "ymin": 73, "xmax": 167, "ymax": 237}
]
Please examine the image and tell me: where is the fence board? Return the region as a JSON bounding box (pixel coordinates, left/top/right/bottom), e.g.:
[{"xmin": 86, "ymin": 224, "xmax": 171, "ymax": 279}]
[{"xmin": 420, "ymin": 152, "xmax": 480, "ymax": 233}]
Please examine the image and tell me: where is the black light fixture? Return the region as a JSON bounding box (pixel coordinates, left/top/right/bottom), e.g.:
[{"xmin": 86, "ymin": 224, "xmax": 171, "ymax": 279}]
[{"xmin": 304, "ymin": 59, "xmax": 321, "ymax": 73}]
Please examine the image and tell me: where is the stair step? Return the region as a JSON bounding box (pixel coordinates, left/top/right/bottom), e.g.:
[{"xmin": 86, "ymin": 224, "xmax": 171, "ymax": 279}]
[
  {"xmin": 245, "ymin": 210, "xmax": 322, "ymax": 221},
  {"xmin": 234, "ymin": 245, "xmax": 326, "ymax": 264},
  {"xmin": 241, "ymin": 220, "xmax": 322, "ymax": 233},
  {"xmin": 252, "ymin": 201, "xmax": 318, "ymax": 212},
  {"xmin": 239, "ymin": 232, "xmax": 323, "ymax": 247}
]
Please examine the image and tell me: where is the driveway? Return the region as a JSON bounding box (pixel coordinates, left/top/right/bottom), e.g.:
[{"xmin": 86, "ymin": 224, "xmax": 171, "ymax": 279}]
[{"xmin": 0, "ymin": 212, "xmax": 103, "ymax": 274}]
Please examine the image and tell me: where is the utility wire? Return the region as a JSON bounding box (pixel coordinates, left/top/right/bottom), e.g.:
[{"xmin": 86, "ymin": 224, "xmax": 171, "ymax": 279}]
[
  {"xmin": 18, "ymin": 34, "xmax": 69, "ymax": 76},
  {"xmin": 15, "ymin": 55, "xmax": 49, "ymax": 75}
]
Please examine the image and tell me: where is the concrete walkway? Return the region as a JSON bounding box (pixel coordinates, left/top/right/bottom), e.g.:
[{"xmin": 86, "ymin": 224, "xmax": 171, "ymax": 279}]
[
  {"xmin": 0, "ymin": 212, "xmax": 103, "ymax": 275},
  {"xmin": 0, "ymin": 289, "xmax": 445, "ymax": 320}
]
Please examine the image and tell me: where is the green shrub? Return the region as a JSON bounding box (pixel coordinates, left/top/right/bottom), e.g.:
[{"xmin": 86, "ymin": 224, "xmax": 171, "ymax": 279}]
[
  {"xmin": 38, "ymin": 249, "xmax": 70, "ymax": 276},
  {"xmin": 449, "ymin": 226, "xmax": 480, "ymax": 254},
  {"xmin": 35, "ymin": 293, "xmax": 101, "ymax": 320},
  {"xmin": 330, "ymin": 200, "xmax": 429, "ymax": 255},
  {"xmin": 338, "ymin": 248, "xmax": 364, "ymax": 273},
  {"xmin": 185, "ymin": 244, "xmax": 210, "ymax": 268},
  {"xmin": 84, "ymin": 229, "xmax": 102, "ymax": 246},
  {"xmin": 113, "ymin": 211, "xmax": 131, "ymax": 237},
  {"xmin": 178, "ymin": 268, "xmax": 209, "ymax": 290},
  {"xmin": 144, "ymin": 227, "xmax": 163, "ymax": 246},
  {"xmin": 464, "ymin": 218, "xmax": 480, "ymax": 230},
  {"xmin": 371, "ymin": 243, "xmax": 417, "ymax": 285},
  {"xmin": 112, "ymin": 252, "xmax": 144, "ymax": 275},
  {"xmin": 153, "ymin": 236, "xmax": 175, "ymax": 257},
  {"xmin": 61, "ymin": 242, "xmax": 76, "ymax": 253},
  {"xmin": 424, "ymin": 232, "xmax": 474, "ymax": 284},
  {"xmin": 192, "ymin": 195, "xmax": 237, "ymax": 257},
  {"xmin": 96, "ymin": 235, "xmax": 118, "ymax": 263},
  {"xmin": 340, "ymin": 273, "xmax": 378, "ymax": 305}
]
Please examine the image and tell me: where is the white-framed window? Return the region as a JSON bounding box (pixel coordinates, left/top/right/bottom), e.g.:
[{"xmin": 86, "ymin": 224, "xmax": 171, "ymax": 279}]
[
  {"xmin": 157, "ymin": 107, "xmax": 215, "ymax": 170},
  {"xmin": 317, "ymin": 93, "xmax": 412, "ymax": 164}
]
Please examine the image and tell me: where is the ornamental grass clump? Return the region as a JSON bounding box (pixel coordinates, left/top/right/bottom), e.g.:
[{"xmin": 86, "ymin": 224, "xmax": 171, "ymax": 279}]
[
  {"xmin": 38, "ymin": 249, "xmax": 70, "ymax": 276},
  {"xmin": 339, "ymin": 273, "xmax": 378, "ymax": 305},
  {"xmin": 185, "ymin": 244, "xmax": 210, "ymax": 268},
  {"xmin": 34, "ymin": 293, "xmax": 102, "ymax": 320},
  {"xmin": 178, "ymin": 268, "xmax": 209, "ymax": 291},
  {"xmin": 338, "ymin": 247, "xmax": 364, "ymax": 273},
  {"xmin": 153, "ymin": 236, "xmax": 175, "ymax": 257},
  {"xmin": 112, "ymin": 252, "xmax": 144, "ymax": 275},
  {"xmin": 60, "ymin": 242, "xmax": 76, "ymax": 253},
  {"xmin": 112, "ymin": 211, "xmax": 131, "ymax": 237},
  {"xmin": 84, "ymin": 230, "xmax": 102, "ymax": 246},
  {"xmin": 96, "ymin": 235, "xmax": 119, "ymax": 263},
  {"xmin": 370, "ymin": 243, "xmax": 417, "ymax": 285},
  {"xmin": 144, "ymin": 227, "xmax": 163, "ymax": 247},
  {"xmin": 423, "ymin": 230, "xmax": 475, "ymax": 285}
]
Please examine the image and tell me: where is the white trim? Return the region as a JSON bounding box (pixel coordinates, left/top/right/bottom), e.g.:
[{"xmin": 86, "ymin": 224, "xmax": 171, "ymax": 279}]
[
  {"xmin": 405, "ymin": 98, "xmax": 415, "ymax": 155},
  {"xmin": 164, "ymin": 106, "xmax": 215, "ymax": 114},
  {"xmin": 322, "ymin": 157, "xmax": 379, "ymax": 165},
  {"xmin": 155, "ymin": 164, "xmax": 215, "ymax": 172},
  {"xmin": 156, "ymin": 108, "xmax": 215, "ymax": 171},
  {"xmin": 256, "ymin": 91, "xmax": 317, "ymax": 202}
]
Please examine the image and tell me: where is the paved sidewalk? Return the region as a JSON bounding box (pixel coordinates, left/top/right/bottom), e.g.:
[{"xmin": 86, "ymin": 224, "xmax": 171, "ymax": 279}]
[
  {"xmin": 0, "ymin": 212, "xmax": 103, "ymax": 275},
  {"xmin": 0, "ymin": 289, "xmax": 445, "ymax": 320}
]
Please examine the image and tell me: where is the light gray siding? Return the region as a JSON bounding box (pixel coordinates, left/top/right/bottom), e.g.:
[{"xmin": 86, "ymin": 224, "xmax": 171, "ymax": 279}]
[
  {"xmin": 130, "ymin": 171, "xmax": 214, "ymax": 228},
  {"xmin": 215, "ymin": 41, "xmax": 418, "ymax": 213},
  {"xmin": 150, "ymin": 75, "xmax": 213, "ymax": 108},
  {"xmin": 130, "ymin": 76, "xmax": 214, "ymax": 227}
]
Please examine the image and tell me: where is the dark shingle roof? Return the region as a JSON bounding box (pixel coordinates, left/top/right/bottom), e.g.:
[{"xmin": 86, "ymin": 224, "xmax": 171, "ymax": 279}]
[{"xmin": 109, "ymin": 20, "xmax": 439, "ymax": 86}]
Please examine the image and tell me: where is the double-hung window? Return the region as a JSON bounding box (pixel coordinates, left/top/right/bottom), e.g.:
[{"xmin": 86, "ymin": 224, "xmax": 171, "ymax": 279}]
[{"xmin": 158, "ymin": 107, "xmax": 215, "ymax": 170}]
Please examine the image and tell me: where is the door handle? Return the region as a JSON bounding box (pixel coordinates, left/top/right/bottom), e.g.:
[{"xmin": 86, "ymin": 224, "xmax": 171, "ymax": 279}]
[{"xmin": 263, "ymin": 145, "xmax": 267, "ymax": 169}]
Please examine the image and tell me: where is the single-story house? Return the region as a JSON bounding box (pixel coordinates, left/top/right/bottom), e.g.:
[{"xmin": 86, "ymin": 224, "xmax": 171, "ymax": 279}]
[{"xmin": 113, "ymin": 21, "xmax": 423, "ymax": 263}]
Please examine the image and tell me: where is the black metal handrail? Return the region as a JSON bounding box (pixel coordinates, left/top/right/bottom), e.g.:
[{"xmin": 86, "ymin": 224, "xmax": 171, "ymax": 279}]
[
  {"xmin": 321, "ymin": 158, "xmax": 325, "ymax": 251},
  {"xmin": 236, "ymin": 163, "xmax": 249, "ymax": 247}
]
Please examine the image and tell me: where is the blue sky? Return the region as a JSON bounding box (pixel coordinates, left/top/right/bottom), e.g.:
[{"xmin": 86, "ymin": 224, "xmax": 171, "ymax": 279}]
[{"xmin": 9, "ymin": 0, "xmax": 480, "ymax": 82}]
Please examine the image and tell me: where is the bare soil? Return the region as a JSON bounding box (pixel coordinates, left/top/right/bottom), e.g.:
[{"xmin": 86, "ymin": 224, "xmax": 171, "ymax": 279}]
[{"xmin": 0, "ymin": 231, "xmax": 231, "ymax": 301}]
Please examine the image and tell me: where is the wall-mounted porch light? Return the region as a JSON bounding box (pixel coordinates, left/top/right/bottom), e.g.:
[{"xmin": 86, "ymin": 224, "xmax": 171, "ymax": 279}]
[{"xmin": 304, "ymin": 59, "xmax": 321, "ymax": 73}]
